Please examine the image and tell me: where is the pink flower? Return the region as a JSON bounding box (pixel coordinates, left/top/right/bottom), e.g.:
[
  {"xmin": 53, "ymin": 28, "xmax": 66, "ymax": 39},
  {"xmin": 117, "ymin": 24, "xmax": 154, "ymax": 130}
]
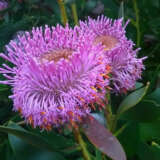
[
  {"xmin": 79, "ymin": 16, "xmax": 146, "ymax": 93},
  {"xmin": 0, "ymin": 0, "xmax": 8, "ymax": 11},
  {"xmin": 0, "ymin": 25, "xmax": 110, "ymax": 130}
]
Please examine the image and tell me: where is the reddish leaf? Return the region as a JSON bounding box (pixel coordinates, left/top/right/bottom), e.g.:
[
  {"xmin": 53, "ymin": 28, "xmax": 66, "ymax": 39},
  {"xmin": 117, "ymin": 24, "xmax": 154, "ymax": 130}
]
[{"xmin": 82, "ymin": 115, "xmax": 126, "ymax": 160}]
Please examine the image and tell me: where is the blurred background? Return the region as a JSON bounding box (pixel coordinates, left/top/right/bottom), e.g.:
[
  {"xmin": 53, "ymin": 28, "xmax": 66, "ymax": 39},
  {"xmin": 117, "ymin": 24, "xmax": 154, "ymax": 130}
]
[{"xmin": 0, "ymin": 0, "xmax": 160, "ymax": 160}]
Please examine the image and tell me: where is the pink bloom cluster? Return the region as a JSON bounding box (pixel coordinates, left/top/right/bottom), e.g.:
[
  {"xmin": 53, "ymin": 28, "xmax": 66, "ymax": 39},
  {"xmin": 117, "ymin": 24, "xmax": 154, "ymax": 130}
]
[
  {"xmin": 0, "ymin": 24, "xmax": 110, "ymax": 130},
  {"xmin": 79, "ymin": 16, "xmax": 145, "ymax": 93},
  {"xmin": 0, "ymin": 0, "xmax": 8, "ymax": 11},
  {"xmin": 0, "ymin": 16, "xmax": 145, "ymax": 130}
]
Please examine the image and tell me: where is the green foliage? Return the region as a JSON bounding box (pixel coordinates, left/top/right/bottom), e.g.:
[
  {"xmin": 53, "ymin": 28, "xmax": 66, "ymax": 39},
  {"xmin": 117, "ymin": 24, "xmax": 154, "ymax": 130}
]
[
  {"xmin": 118, "ymin": 122, "xmax": 140, "ymax": 157},
  {"xmin": 117, "ymin": 82, "xmax": 150, "ymax": 116},
  {"xmin": 0, "ymin": 121, "xmax": 56, "ymax": 152},
  {"xmin": 0, "ymin": 0, "xmax": 160, "ymax": 160}
]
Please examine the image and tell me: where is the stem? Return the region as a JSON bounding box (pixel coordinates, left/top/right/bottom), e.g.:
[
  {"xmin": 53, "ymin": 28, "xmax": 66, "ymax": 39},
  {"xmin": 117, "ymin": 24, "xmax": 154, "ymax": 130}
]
[
  {"xmin": 110, "ymin": 115, "xmax": 117, "ymax": 133},
  {"xmin": 73, "ymin": 127, "xmax": 91, "ymax": 160},
  {"xmin": 71, "ymin": 2, "xmax": 79, "ymax": 25},
  {"xmin": 114, "ymin": 122, "xmax": 129, "ymax": 137},
  {"xmin": 152, "ymin": 141, "xmax": 160, "ymax": 149},
  {"xmin": 132, "ymin": 0, "xmax": 140, "ymax": 46},
  {"xmin": 16, "ymin": 121, "xmax": 25, "ymax": 125},
  {"xmin": 129, "ymin": 18, "xmax": 136, "ymax": 27},
  {"xmin": 61, "ymin": 145, "xmax": 81, "ymax": 154},
  {"xmin": 57, "ymin": 0, "xmax": 68, "ymax": 26},
  {"xmin": 105, "ymin": 92, "xmax": 113, "ymax": 131},
  {"xmin": 105, "ymin": 92, "xmax": 118, "ymax": 133}
]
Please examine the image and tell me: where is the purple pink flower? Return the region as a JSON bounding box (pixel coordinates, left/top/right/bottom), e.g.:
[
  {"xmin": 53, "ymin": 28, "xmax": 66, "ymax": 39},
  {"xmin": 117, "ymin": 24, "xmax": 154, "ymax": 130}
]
[
  {"xmin": 0, "ymin": 0, "xmax": 8, "ymax": 11},
  {"xmin": 79, "ymin": 16, "xmax": 146, "ymax": 93},
  {"xmin": 0, "ymin": 25, "xmax": 110, "ymax": 130}
]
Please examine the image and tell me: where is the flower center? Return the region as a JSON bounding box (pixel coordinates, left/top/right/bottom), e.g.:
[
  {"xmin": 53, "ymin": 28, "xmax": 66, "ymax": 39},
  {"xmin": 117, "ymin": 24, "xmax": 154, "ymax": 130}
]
[
  {"xmin": 41, "ymin": 49, "xmax": 73, "ymax": 63},
  {"xmin": 94, "ymin": 35, "xmax": 118, "ymax": 51}
]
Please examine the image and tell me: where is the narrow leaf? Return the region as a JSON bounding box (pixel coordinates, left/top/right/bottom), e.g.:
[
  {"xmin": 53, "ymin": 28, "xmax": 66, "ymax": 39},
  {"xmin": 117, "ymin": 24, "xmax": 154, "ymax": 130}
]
[
  {"xmin": 0, "ymin": 122, "xmax": 55, "ymax": 152},
  {"xmin": 117, "ymin": 82, "xmax": 150, "ymax": 117},
  {"xmin": 95, "ymin": 149, "xmax": 102, "ymax": 160},
  {"xmin": 137, "ymin": 142, "xmax": 154, "ymax": 160},
  {"xmin": 82, "ymin": 115, "xmax": 126, "ymax": 160},
  {"xmin": 139, "ymin": 122, "xmax": 160, "ymax": 141},
  {"xmin": 135, "ymin": 82, "xmax": 143, "ymax": 89},
  {"xmin": 146, "ymin": 88, "xmax": 160, "ymax": 105},
  {"xmin": 8, "ymin": 133, "xmax": 66, "ymax": 160},
  {"xmin": 118, "ymin": 1, "xmax": 124, "ymax": 19}
]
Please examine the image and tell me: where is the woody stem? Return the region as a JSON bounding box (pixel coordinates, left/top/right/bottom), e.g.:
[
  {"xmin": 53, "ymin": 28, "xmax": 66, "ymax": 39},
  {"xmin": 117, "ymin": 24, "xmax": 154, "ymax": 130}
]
[
  {"xmin": 73, "ymin": 127, "xmax": 91, "ymax": 160},
  {"xmin": 71, "ymin": 2, "xmax": 79, "ymax": 25},
  {"xmin": 105, "ymin": 92, "xmax": 117, "ymax": 133},
  {"xmin": 57, "ymin": 0, "xmax": 68, "ymax": 26}
]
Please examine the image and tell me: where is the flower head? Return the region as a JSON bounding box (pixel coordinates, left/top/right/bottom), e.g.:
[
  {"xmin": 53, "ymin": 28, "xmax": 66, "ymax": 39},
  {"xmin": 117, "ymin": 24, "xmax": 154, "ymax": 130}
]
[
  {"xmin": 0, "ymin": 25, "xmax": 110, "ymax": 130},
  {"xmin": 79, "ymin": 15, "xmax": 146, "ymax": 93},
  {"xmin": 0, "ymin": 0, "xmax": 8, "ymax": 11}
]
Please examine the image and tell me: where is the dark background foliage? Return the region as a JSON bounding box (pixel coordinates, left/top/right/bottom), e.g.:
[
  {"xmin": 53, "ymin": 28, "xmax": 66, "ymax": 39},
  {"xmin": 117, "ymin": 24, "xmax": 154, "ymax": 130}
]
[{"xmin": 0, "ymin": 0, "xmax": 160, "ymax": 160}]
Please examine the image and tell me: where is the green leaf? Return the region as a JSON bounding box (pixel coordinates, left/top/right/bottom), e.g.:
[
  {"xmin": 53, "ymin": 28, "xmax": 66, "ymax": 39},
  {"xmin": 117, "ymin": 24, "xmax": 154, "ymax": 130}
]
[
  {"xmin": 120, "ymin": 101, "xmax": 160, "ymax": 122},
  {"xmin": 38, "ymin": 130, "xmax": 74, "ymax": 150},
  {"xmin": 146, "ymin": 88, "xmax": 160, "ymax": 106},
  {"xmin": 0, "ymin": 106, "xmax": 12, "ymax": 122},
  {"xmin": 136, "ymin": 140, "xmax": 160, "ymax": 160},
  {"xmin": 82, "ymin": 115, "xmax": 126, "ymax": 160},
  {"xmin": 0, "ymin": 141, "xmax": 14, "ymax": 160},
  {"xmin": 139, "ymin": 122, "xmax": 160, "ymax": 141},
  {"xmin": 118, "ymin": 1, "xmax": 124, "ymax": 19},
  {"xmin": 151, "ymin": 143, "xmax": 160, "ymax": 160},
  {"xmin": 137, "ymin": 142, "xmax": 155, "ymax": 160},
  {"xmin": 0, "ymin": 17, "xmax": 32, "ymax": 51},
  {"xmin": 117, "ymin": 122, "xmax": 140, "ymax": 157},
  {"xmin": 8, "ymin": 132, "xmax": 65, "ymax": 160},
  {"xmin": 147, "ymin": 65, "xmax": 160, "ymax": 93},
  {"xmin": 0, "ymin": 84, "xmax": 9, "ymax": 91},
  {"xmin": 135, "ymin": 82, "xmax": 144, "ymax": 89},
  {"xmin": 117, "ymin": 82, "xmax": 150, "ymax": 117},
  {"xmin": 0, "ymin": 121, "xmax": 56, "ymax": 152},
  {"xmin": 95, "ymin": 149, "xmax": 102, "ymax": 160}
]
